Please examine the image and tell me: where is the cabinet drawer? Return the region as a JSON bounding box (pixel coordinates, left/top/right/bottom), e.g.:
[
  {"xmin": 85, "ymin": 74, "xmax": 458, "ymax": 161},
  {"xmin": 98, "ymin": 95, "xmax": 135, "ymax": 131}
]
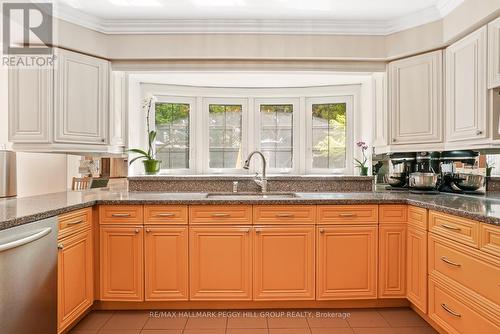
[
  {"xmin": 253, "ymin": 205, "xmax": 315, "ymax": 224},
  {"xmin": 58, "ymin": 208, "xmax": 91, "ymax": 239},
  {"xmin": 317, "ymin": 205, "xmax": 378, "ymax": 224},
  {"xmin": 408, "ymin": 206, "xmax": 427, "ymax": 230},
  {"xmin": 379, "ymin": 205, "xmax": 407, "ymax": 223},
  {"xmin": 429, "ymin": 211, "xmax": 479, "ymax": 248},
  {"xmin": 429, "ymin": 235, "xmax": 500, "ymax": 306},
  {"xmin": 189, "ymin": 205, "xmax": 252, "ymax": 224},
  {"xmin": 99, "ymin": 205, "xmax": 143, "ymax": 225},
  {"xmin": 144, "ymin": 205, "xmax": 188, "ymax": 225},
  {"xmin": 480, "ymin": 223, "xmax": 500, "ymax": 257},
  {"xmin": 429, "ymin": 278, "xmax": 500, "ymax": 334}
]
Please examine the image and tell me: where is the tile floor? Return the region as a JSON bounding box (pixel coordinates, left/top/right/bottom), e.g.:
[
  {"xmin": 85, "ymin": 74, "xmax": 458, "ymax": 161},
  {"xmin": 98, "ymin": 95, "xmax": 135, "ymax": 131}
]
[{"xmin": 69, "ymin": 307, "xmax": 438, "ymax": 334}]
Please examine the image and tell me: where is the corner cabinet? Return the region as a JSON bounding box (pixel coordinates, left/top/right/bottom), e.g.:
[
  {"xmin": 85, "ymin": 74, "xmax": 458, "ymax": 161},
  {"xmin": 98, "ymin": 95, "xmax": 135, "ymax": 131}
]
[
  {"xmin": 445, "ymin": 26, "xmax": 488, "ymax": 142},
  {"xmin": 488, "ymin": 16, "xmax": 500, "ymax": 89},
  {"xmin": 388, "ymin": 50, "xmax": 443, "ymax": 145}
]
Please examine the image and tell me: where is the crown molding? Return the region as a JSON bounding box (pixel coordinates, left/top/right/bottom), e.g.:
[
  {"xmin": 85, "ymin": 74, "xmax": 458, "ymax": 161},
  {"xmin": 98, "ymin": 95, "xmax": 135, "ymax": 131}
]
[{"xmin": 53, "ymin": 0, "xmax": 464, "ymax": 36}]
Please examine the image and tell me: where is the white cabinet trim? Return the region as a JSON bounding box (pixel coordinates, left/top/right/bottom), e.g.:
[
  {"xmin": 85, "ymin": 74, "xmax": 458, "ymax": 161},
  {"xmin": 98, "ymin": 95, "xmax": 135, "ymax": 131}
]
[{"xmin": 488, "ymin": 17, "xmax": 500, "ymax": 89}]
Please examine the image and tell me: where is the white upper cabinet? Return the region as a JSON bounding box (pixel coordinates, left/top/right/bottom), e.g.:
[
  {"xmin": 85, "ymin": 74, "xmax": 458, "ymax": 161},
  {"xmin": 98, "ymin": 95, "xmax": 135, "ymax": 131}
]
[
  {"xmin": 8, "ymin": 67, "xmax": 52, "ymax": 143},
  {"xmin": 445, "ymin": 26, "xmax": 488, "ymax": 142},
  {"xmin": 388, "ymin": 50, "xmax": 443, "ymax": 145},
  {"xmin": 54, "ymin": 49, "xmax": 109, "ymax": 145},
  {"xmin": 488, "ymin": 16, "xmax": 500, "ymax": 89},
  {"xmin": 109, "ymin": 71, "xmax": 127, "ymax": 148}
]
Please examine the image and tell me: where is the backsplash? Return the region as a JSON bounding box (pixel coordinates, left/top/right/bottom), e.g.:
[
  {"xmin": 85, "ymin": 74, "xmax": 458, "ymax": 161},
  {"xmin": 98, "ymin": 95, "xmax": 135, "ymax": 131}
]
[{"xmin": 128, "ymin": 176, "xmax": 374, "ymax": 192}]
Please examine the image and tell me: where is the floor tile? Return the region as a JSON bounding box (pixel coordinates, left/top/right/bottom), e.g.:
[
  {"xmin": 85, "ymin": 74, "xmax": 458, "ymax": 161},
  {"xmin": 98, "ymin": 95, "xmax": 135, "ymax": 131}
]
[
  {"xmin": 307, "ymin": 315, "xmax": 350, "ymax": 328},
  {"xmin": 69, "ymin": 330, "xmax": 98, "ymax": 334},
  {"xmin": 311, "ymin": 329, "xmax": 354, "ymax": 334},
  {"xmin": 73, "ymin": 311, "xmax": 114, "ymax": 330},
  {"xmin": 182, "ymin": 330, "xmax": 226, "ymax": 334},
  {"xmin": 268, "ymin": 317, "xmax": 309, "ymax": 329},
  {"xmin": 184, "ymin": 317, "xmax": 227, "ymax": 329},
  {"xmin": 227, "ymin": 316, "xmax": 268, "ymax": 328},
  {"xmin": 352, "ymin": 328, "xmax": 397, "ymax": 334},
  {"xmin": 393, "ymin": 327, "xmax": 438, "ymax": 334},
  {"xmin": 226, "ymin": 329, "xmax": 269, "ymax": 334},
  {"xmin": 378, "ymin": 308, "xmax": 428, "ymax": 327},
  {"xmin": 140, "ymin": 330, "xmax": 183, "ymax": 334},
  {"xmin": 269, "ymin": 329, "xmax": 311, "ymax": 334},
  {"xmin": 347, "ymin": 310, "xmax": 390, "ymax": 328},
  {"xmin": 143, "ymin": 316, "xmax": 187, "ymax": 330},
  {"xmin": 100, "ymin": 311, "xmax": 149, "ymax": 330},
  {"xmin": 98, "ymin": 330, "xmax": 141, "ymax": 334}
]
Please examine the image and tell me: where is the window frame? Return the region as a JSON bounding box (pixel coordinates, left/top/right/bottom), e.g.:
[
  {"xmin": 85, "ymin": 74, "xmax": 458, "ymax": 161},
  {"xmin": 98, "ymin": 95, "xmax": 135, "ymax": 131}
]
[
  {"xmin": 152, "ymin": 95, "xmax": 197, "ymax": 174},
  {"xmin": 305, "ymin": 95, "xmax": 354, "ymax": 175}
]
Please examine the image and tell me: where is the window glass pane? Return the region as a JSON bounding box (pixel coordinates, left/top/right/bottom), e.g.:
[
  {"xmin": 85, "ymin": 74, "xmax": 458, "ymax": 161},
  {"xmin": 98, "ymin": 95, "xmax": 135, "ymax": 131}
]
[
  {"xmin": 260, "ymin": 104, "xmax": 293, "ymax": 169},
  {"xmin": 209, "ymin": 104, "xmax": 242, "ymax": 168},
  {"xmin": 155, "ymin": 102, "xmax": 190, "ymax": 169},
  {"xmin": 311, "ymin": 103, "xmax": 346, "ymax": 169}
]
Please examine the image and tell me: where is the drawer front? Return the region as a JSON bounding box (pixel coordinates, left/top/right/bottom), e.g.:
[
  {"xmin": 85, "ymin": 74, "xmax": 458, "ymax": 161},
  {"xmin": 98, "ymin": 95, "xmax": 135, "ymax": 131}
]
[
  {"xmin": 189, "ymin": 205, "xmax": 252, "ymax": 224},
  {"xmin": 429, "ymin": 278, "xmax": 500, "ymax": 334},
  {"xmin": 429, "ymin": 211, "xmax": 479, "ymax": 248},
  {"xmin": 408, "ymin": 206, "xmax": 428, "ymax": 230},
  {"xmin": 379, "ymin": 205, "xmax": 407, "ymax": 223},
  {"xmin": 480, "ymin": 223, "xmax": 500, "ymax": 258},
  {"xmin": 317, "ymin": 205, "xmax": 378, "ymax": 224},
  {"xmin": 429, "ymin": 235, "xmax": 500, "ymax": 306},
  {"xmin": 58, "ymin": 208, "xmax": 92, "ymax": 239},
  {"xmin": 99, "ymin": 205, "xmax": 144, "ymax": 225},
  {"xmin": 144, "ymin": 205, "xmax": 188, "ymax": 224},
  {"xmin": 253, "ymin": 205, "xmax": 315, "ymax": 225}
]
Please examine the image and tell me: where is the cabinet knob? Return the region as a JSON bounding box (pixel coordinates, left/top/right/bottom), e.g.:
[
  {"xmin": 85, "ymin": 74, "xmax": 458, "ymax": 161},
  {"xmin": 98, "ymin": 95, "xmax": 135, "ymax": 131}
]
[
  {"xmin": 392, "ymin": 138, "xmax": 397, "ymax": 142},
  {"xmin": 135, "ymin": 229, "xmax": 140, "ymax": 234},
  {"xmin": 146, "ymin": 228, "xmax": 151, "ymax": 233},
  {"xmin": 57, "ymin": 243, "xmax": 64, "ymax": 250},
  {"xmin": 101, "ymin": 138, "xmax": 105, "ymax": 142},
  {"xmin": 319, "ymin": 229, "xmax": 325, "ymax": 234},
  {"xmin": 255, "ymin": 229, "xmax": 261, "ymax": 234},
  {"xmin": 476, "ymin": 130, "xmax": 483, "ymax": 135}
]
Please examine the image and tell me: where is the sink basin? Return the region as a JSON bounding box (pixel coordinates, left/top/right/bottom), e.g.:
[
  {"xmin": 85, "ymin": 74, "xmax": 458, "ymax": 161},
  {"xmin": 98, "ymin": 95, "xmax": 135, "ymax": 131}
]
[{"xmin": 205, "ymin": 192, "xmax": 300, "ymax": 199}]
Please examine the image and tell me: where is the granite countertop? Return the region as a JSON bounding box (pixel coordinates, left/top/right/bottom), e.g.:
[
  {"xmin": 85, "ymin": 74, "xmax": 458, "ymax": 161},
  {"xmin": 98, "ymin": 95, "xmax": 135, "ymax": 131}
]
[{"xmin": 1, "ymin": 189, "xmax": 500, "ymax": 231}]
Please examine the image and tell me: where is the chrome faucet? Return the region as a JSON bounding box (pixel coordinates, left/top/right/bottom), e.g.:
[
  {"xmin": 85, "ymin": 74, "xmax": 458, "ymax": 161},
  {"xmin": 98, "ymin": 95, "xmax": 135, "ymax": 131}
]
[{"xmin": 243, "ymin": 151, "xmax": 267, "ymax": 193}]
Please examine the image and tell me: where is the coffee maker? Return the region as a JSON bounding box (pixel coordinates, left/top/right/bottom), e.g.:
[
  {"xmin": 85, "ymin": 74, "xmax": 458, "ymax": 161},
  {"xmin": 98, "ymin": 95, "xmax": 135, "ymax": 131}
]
[
  {"xmin": 438, "ymin": 150, "xmax": 486, "ymax": 194},
  {"xmin": 385, "ymin": 153, "xmax": 416, "ymax": 189}
]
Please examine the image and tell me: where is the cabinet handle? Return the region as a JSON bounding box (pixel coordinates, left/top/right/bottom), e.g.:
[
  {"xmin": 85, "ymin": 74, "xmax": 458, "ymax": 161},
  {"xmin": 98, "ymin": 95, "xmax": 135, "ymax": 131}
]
[
  {"xmin": 57, "ymin": 243, "xmax": 64, "ymax": 250},
  {"xmin": 212, "ymin": 213, "xmax": 230, "ymax": 217},
  {"xmin": 339, "ymin": 213, "xmax": 357, "ymax": 217},
  {"xmin": 276, "ymin": 213, "xmax": 294, "ymax": 218},
  {"xmin": 476, "ymin": 130, "xmax": 483, "ymax": 135},
  {"xmin": 157, "ymin": 213, "xmax": 175, "ymax": 217},
  {"xmin": 440, "ymin": 256, "xmax": 462, "ymax": 267},
  {"xmin": 319, "ymin": 228, "xmax": 325, "ymax": 234},
  {"xmin": 112, "ymin": 213, "xmax": 131, "ymax": 217},
  {"xmin": 67, "ymin": 220, "xmax": 84, "ymax": 225},
  {"xmin": 441, "ymin": 303, "xmax": 461, "ymax": 318},
  {"xmin": 441, "ymin": 224, "xmax": 461, "ymax": 231},
  {"xmin": 241, "ymin": 228, "xmax": 250, "ymax": 233}
]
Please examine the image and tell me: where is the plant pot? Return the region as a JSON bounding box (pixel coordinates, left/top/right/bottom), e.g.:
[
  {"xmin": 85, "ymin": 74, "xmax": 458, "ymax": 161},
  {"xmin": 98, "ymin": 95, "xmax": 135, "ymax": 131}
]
[
  {"xmin": 143, "ymin": 159, "xmax": 161, "ymax": 175},
  {"xmin": 359, "ymin": 166, "xmax": 369, "ymax": 176}
]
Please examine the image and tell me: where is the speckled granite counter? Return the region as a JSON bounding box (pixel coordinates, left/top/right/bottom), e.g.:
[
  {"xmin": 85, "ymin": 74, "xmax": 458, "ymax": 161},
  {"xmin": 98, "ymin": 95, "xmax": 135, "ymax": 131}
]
[{"xmin": 1, "ymin": 190, "xmax": 500, "ymax": 231}]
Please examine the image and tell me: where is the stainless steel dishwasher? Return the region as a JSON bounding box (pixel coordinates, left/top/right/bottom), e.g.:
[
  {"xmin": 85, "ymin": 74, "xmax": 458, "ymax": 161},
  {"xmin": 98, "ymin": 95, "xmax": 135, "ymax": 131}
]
[{"xmin": 0, "ymin": 217, "xmax": 58, "ymax": 334}]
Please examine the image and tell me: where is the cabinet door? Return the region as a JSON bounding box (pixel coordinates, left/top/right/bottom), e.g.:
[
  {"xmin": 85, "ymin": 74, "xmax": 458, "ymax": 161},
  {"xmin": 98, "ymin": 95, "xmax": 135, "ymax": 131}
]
[
  {"xmin": 407, "ymin": 226, "xmax": 427, "ymax": 313},
  {"xmin": 317, "ymin": 225, "xmax": 377, "ymax": 300},
  {"xmin": 446, "ymin": 26, "xmax": 487, "ymax": 142},
  {"xmin": 253, "ymin": 226, "xmax": 315, "ymax": 300},
  {"xmin": 189, "ymin": 226, "xmax": 252, "ymax": 300},
  {"xmin": 100, "ymin": 226, "xmax": 143, "ymax": 301},
  {"xmin": 55, "ymin": 48, "xmax": 109, "ymax": 144},
  {"xmin": 488, "ymin": 17, "xmax": 500, "ymax": 89},
  {"xmin": 109, "ymin": 71, "xmax": 127, "ymax": 147},
  {"xmin": 378, "ymin": 224, "xmax": 406, "ymax": 298},
  {"xmin": 389, "ymin": 50, "xmax": 443, "ymax": 144},
  {"xmin": 145, "ymin": 226, "xmax": 188, "ymax": 300},
  {"xmin": 58, "ymin": 229, "xmax": 93, "ymax": 333},
  {"xmin": 8, "ymin": 67, "xmax": 52, "ymax": 143}
]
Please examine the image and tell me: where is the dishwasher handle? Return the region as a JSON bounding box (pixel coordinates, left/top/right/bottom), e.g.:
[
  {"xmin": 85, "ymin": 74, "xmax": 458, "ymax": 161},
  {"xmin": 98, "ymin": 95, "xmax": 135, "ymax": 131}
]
[{"xmin": 0, "ymin": 227, "xmax": 53, "ymax": 252}]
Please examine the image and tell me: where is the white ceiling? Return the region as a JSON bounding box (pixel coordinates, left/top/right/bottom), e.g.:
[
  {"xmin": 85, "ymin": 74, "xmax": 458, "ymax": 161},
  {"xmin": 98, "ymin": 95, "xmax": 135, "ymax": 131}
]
[{"xmin": 52, "ymin": 0, "xmax": 464, "ymax": 35}]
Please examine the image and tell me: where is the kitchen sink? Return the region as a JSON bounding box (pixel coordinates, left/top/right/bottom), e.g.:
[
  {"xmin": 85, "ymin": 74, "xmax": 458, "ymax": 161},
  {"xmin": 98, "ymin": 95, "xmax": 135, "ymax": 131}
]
[{"xmin": 205, "ymin": 192, "xmax": 300, "ymax": 199}]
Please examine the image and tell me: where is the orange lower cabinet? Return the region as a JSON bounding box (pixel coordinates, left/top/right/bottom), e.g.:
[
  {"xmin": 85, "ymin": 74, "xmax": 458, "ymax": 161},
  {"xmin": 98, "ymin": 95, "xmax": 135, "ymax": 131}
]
[
  {"xmin": 378, "ymin": 223, "xmax": 407, "ymax": 298},
  {"xmin": 253, "ymin": 226, "xmax": 315, "ymax": 300},
  {"xmin": 144, "ymin": 226, "xmax": 188, "ymax": 301},
  {"xmin": 57, "ymin": 229, "xmax": 93, "ymax": 333},
  {"xmin": 406, "ymin": 225, "xmax": 427, "ymax": 313},
  {"xmin": 100, "ymin": 226, "xmax": 144, "ymax": 301},
  {"xmin": 317, "ymin": 225, "xmax": 378, "ymax": 300},
  {"xmin": 189, "ymin": 226, "xmax": 252, "ymax": 300}
]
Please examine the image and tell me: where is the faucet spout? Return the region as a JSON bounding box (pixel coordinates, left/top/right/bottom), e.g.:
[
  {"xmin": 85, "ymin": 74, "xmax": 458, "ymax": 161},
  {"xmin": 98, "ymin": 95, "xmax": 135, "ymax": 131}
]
[{"xmin": 243, "ymin": 151, "xmax": 267, "ymax": 192}]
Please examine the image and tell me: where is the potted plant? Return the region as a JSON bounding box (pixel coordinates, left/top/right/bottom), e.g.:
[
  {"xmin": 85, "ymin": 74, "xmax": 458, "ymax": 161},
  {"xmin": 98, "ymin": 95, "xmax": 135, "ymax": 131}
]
[
  {"xmin": 354, "ymin": 141, "xmax": 369, "ymax": 176},
  {"xmin": 128, "ymin": 94, "xmax": 162, "ymax": 175}
]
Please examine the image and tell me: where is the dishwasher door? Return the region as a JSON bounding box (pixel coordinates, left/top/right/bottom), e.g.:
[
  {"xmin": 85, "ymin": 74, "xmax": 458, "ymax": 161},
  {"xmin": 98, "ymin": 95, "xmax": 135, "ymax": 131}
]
[{"xmin": 0, "ymin": 217, "xmax": 58, "ymax": 334}]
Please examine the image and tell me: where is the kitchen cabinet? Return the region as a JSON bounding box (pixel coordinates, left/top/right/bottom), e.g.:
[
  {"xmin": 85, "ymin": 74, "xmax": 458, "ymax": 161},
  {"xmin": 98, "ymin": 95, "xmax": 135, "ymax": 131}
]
[
  {"xmin": 57, "ymin": 228, "xmax": 93, "ymax": 333},
  {"xmin": 378, "ymin": 224, "xmax": 406, "ymax": 298},
  {"xmin": 189, "ymin": 226, "xmax": 252, "ymax": 300},
  {"xmin": 488, "ymin": 16, "xmax": 500, "ymax": 89},
  {"xmin": 406, "ymin": 225, "xmax": 427, "ymax": 313},
  {"xmin": 445, "ymin": 26, "xmax": 488, "ymax": 142},
  {"xmin": 253, "ymin": 226, "xmax": 315, "ymax": 300},
  {"xmin": 316, "ymin": 225, "xmax": 377, "ymax": 300},
  {"xmin": 109, "ymin": 71, "xmax": 127, "ymax": 147},
  {"xmin": 388, "ymin": 50, "xmax": 443, "ymax": 145},
  {"xmin": 144, "ymin": 226, "xmax": 188, "ymax": 300},
  {"xmin": 100, "ymin": 226, "xmax": 144, "ymax": 301}
]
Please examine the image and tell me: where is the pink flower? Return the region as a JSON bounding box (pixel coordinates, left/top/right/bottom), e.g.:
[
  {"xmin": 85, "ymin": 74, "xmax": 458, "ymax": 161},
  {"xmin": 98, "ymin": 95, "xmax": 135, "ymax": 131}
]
[{"xmin": 356, "ymin": 141, "xmax": 366, "ymax": 148}]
